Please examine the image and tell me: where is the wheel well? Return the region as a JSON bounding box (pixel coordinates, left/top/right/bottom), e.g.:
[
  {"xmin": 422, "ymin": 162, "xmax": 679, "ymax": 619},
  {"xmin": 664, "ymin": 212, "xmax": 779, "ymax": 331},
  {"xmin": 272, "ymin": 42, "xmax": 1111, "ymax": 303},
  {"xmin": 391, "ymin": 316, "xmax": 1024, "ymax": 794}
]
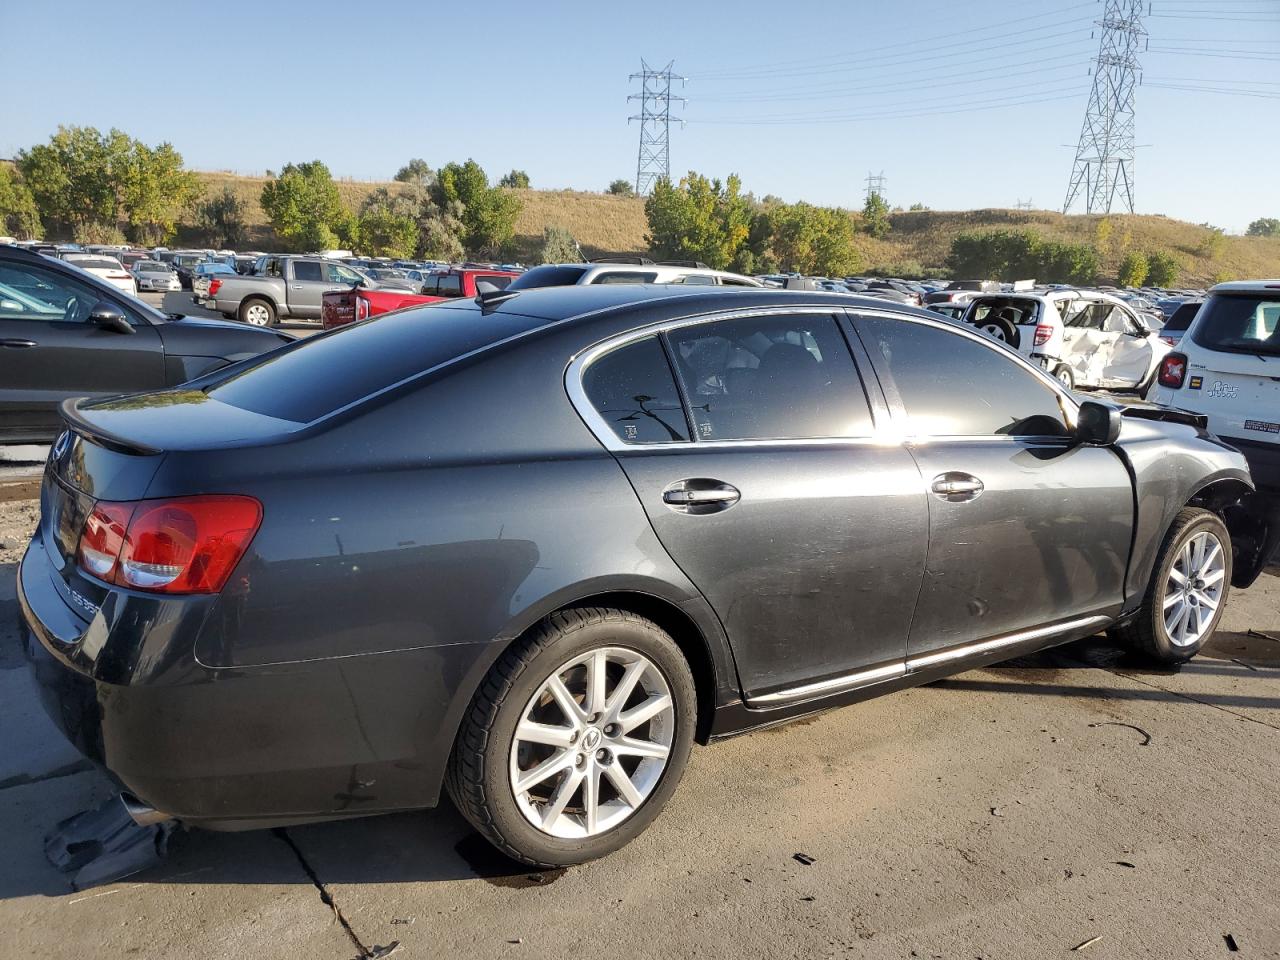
[
  {"xmin": 554, "ymin": 591, "xmax": 718, "ymax": 744},
  {"xmin": 1188, "ymin": 478, "xmax": 1253, "ymax": 514},
  {"xmin": 241, "ymin": 295, "xmax": 275, "ymax": 311},
  {"xmin": 1188, "ymin": 479, "xmax": 1272, "ymax": 587}
]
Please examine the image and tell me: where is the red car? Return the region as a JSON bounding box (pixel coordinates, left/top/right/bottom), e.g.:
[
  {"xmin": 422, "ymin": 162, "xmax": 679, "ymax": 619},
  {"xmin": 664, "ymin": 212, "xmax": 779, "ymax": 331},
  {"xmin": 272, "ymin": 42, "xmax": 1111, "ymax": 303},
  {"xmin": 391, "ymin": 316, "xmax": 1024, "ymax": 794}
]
[{"xmin": 321, "ymin": 268, "xmax": 520, "ymax": 330}]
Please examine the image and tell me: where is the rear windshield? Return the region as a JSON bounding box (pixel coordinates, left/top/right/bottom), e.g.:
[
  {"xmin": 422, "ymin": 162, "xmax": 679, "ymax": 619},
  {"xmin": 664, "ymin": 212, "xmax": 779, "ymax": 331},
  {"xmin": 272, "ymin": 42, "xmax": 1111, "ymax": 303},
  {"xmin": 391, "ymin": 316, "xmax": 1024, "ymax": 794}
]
[
  {"xmin": 507, "ymin": 265, "xmax": 588, "ymax": 290},
  {"xmin": 1162, "ymin": 301, "xmax": 1202, "ymax": 333},
  {"xmin": 68, "ymin": 257, "xmax": 124, "ymax": 270},
  {"xmin": 204, "ymin": 301, "xmax": 547, "ymax": 423},
  {"xmin": 1191, "ymin": 294, "xmax": 1280, "ymax": 357}
]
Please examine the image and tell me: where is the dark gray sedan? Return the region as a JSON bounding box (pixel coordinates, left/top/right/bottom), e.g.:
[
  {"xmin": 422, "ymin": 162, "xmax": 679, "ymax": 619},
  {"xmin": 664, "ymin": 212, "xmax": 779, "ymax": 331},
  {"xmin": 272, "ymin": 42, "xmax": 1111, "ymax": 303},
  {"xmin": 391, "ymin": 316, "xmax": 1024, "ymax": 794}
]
[{"xmin": 18, "ymin": 285, "xmax": 1268, "ymax": 867}]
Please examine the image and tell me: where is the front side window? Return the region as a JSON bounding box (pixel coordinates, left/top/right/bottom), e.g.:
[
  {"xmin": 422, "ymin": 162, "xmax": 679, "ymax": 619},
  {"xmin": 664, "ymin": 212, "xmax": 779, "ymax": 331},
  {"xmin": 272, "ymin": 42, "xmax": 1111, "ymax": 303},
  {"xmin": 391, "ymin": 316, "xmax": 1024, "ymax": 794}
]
[
  {"xmin": 582, "ymin": 337, "xmax": 689, "ymax": 444},
  {"xmin": 859, "ymin": 316, "xmax": 1069, "ymax": 437},
  {"xmin": 0, "ymin": 261, "xmax": 129, "ymax": 323},
  {"xmin": 667, "ymin": 313, "xmax": 872, "ymax": 441},
  {"xmin": 325, "ymin": 263, "xmax": 362, "ymax": 283}
]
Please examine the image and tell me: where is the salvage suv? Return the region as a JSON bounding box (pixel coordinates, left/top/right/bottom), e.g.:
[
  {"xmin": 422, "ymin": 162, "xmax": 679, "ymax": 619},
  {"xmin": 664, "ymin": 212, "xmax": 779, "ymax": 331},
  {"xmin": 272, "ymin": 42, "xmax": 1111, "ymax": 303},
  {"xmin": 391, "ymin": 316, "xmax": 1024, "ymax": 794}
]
[
  {"xmin": 18, "ymin": 286, "xmax": 1269, "ymax": 868},
  {"xmin": 962, "ymin": 289, "xmax": 1170, "ymax": 393}
]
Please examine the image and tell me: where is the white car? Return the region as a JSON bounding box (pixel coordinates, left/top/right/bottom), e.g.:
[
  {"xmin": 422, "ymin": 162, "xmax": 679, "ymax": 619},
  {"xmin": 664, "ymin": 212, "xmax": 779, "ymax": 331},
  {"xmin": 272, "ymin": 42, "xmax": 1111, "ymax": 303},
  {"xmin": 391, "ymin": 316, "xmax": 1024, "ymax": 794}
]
[
  {"xmin": 59, "ymin": 253, "xmax": 137, "ymax": 295},
  {"xmin": 962, "ymin": 289, "xmax": 1170, "ymax": 393},
  {"xmin": 1150, "ymin": 280, "xmax": 1280, "ymax": 492},
  {"xmin": 506, "ymin": 260, "xmax": 763, "ymax": 290}
]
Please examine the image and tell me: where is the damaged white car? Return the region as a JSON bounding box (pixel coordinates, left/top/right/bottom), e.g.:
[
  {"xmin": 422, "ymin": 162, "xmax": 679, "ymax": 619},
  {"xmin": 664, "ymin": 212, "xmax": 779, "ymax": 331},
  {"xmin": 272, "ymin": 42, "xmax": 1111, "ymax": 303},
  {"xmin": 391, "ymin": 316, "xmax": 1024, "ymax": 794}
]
[{"xmin": 962, "ymin": 290, "xmax": 1171, "ymax": 393}]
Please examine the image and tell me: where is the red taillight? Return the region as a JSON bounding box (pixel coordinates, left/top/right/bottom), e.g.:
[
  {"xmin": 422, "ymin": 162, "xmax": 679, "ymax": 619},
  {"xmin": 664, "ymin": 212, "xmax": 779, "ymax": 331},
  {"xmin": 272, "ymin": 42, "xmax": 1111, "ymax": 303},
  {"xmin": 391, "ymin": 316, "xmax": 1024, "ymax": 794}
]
[
  {"xmin": 1158, "ymin": 352, "xmax": 1188, "ymax": 389},
  {"xmin": 1033, "ymin": 323, "xmax": 1053, "ymax": 346},
  {"xmin": 208, "ymin": 279, "xmax": 222, "ymax": 297},
  {"xmin": 76, "ymin": 496, "xmax": 262, "ymax": 594},
  {"xmin": 355, "ymin": 294, "xmax": 371, "ymax": 321}
]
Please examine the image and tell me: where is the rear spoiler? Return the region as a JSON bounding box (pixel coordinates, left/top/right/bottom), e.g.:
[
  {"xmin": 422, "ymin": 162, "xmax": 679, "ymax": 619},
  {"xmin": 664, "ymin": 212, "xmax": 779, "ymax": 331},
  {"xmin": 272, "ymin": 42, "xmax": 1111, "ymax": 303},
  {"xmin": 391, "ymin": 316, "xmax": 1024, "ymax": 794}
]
[
  {"xmin": 59, "ymin": 397, "xmax": 162, "ymax": 456},
  {"xmin": 1120, "ymin": 405, "xmax": 1208, "ymax": 430}
]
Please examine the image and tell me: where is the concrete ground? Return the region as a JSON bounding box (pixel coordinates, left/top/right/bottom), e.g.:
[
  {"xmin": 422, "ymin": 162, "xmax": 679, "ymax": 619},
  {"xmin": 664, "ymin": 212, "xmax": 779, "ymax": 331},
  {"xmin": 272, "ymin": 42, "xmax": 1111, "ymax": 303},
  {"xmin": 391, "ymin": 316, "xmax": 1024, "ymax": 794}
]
[{"xmin": 1, "ymin": 494, "xmax": 1278, "ymax": 960}]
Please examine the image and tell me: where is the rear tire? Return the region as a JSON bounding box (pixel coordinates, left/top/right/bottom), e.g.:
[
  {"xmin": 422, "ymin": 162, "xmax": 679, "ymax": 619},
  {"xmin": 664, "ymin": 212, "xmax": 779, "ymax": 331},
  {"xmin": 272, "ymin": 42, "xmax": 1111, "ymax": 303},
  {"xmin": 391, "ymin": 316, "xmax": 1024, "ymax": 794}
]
[
  {"xmin": 1053, "ymin": 364, "xmax": 1075, "ymax": 390},
  {"xmin": 447, "ymin": 607, "xmax": 696, "ymax": 867},
  {"xmin": 239, "ymin": 298, "xmax": 276, "ymax": 327},
  {"xmin": 1109, "ymin": 508, "xmax": 1231, "ymax": 664}
]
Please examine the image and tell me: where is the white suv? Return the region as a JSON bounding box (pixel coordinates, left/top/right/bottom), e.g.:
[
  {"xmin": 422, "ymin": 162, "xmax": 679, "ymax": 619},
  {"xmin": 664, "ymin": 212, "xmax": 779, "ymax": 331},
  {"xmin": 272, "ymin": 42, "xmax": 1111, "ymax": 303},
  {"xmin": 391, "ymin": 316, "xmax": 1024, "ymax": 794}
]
[
  {"xmin": 1150, "ymin": 280, "xmax": 1280, "ymax": 492},
  {"xmin": 507, "ymin": 261, "xmax": 762, "ymax": 290},
  {"xmin": 961, "ymin": 289, "xmax": 1170, "ymax": 393}
]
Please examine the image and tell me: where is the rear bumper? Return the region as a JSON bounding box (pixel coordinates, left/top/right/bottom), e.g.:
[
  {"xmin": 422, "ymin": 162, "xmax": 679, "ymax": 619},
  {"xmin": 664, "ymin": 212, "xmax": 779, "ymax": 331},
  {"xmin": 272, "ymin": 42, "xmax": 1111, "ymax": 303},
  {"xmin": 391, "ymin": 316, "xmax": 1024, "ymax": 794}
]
[{"xmin": 17, "ymin": 529, "xmax": 469, "ymax": 829}]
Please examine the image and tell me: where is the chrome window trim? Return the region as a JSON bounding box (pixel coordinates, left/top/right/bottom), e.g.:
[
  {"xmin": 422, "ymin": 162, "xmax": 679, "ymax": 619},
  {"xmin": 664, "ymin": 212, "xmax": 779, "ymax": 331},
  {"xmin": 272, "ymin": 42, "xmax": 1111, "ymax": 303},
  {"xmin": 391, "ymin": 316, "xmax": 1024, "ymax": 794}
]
[
  {"xmin": 565, "ymin": 305, "xmax": 876, "ymax": 453},
  {"xmin": 745, "ymin": 614, "xmax": 1110, "ymax": 707}
]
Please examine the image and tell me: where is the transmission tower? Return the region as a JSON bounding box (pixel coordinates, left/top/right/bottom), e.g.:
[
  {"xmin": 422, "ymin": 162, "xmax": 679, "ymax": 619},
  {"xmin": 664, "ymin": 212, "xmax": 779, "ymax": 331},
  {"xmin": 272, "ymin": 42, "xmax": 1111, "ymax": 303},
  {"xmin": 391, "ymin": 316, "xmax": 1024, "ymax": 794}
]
[
  {"xmin": 1063, "ymin": 0, "xmax": 1146, "ymax": 214},
  {"xmin": 628, "ymin": 60, "xmax": 686, "ymax": 196},
  {"xmin": 1016, "ymin": 198, "xmax": 1034, "ymax": 211},
  {"xmin": 864, "ymin": 171, "xmax": 887, "ymax": 201}
]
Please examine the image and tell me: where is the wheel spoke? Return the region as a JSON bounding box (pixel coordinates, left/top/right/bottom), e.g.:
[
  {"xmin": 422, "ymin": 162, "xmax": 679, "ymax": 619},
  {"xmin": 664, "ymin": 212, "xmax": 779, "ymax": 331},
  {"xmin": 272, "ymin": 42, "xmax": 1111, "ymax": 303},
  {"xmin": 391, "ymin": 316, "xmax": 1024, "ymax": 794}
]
[
  {"xmin": 586, "ymin": 650, "xmax": 607, "ymax": 717},
  {"xmin": 1163, "ymin": 589, "xmax": 1184, "ymax": 610},
  {"xmin": 1196, "ymin": 591, "xmax": 1219, "ymax": 614},
  {"xmin": 614, "ymin": 735, "xmax": 670, "ymax": 761},
  {"xmin": 515, "ymin": 750, "xmax": 572, "ymax": 794},
  {"xmin": 619, "ymin": 693, "xmax": 673, "ymax": 734},
  {"xmin": 1199, "ymin": 539, "xmax": 1221, "ymax": 573},
  {"xmin": 546, "ymin": 675, "xmax": 588, "ymax": 726},
  {"xmin": 582, "ymin": 766, "xmax": 601, "ymax": 834},
  {"xmin": 605, "ymin": 660, "xmax": 647, "ymax": 722},
  {"xmin": 1168, "ymin": 567, "xmax": 1189, "ymax": 588},
  {"xmin": 1201, "ymin": 566, "xmax": 1225, "ymax": 587},
  {"xmin": 1166, "ymin": 599, "xmax": 1187, "ymax": 639},
  {"xmin": 605, "ymin": 763, "xmax": 644, "ymax": 808},
  {"xmin": 517, "ymin": 719, "xmax": 577, "ymax": 749},
  {"xmin": 540, "ymin": 767, "xmax": 584, "ymax": 827}
]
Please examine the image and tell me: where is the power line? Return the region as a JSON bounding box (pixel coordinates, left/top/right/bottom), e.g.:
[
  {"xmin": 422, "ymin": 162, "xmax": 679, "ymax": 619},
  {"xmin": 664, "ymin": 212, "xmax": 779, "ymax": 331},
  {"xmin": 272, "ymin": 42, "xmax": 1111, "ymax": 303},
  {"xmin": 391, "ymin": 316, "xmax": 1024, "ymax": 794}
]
[
  {"xmin": 688, "ymin": 89, "xmax": 1087, "ymax": 126},
  {"xmin": 628, "ymin": 60, "xmax": 685, "ymax": 197},
  {"xmin": 1145, "ymin": 81, "xmax": 1280, "ymax": 98},
  {"xmin": 1064, "ymin": 0, "xmax": 1145, "ymax": 215}
]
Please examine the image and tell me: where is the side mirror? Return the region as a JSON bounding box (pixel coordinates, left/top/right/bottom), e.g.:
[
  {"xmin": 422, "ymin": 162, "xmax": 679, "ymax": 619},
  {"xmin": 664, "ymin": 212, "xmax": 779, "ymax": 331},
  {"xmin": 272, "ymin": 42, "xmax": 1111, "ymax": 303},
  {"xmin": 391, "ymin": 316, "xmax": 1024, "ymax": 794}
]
[
  {"xmin": 1076, "ymin": 399, "xmax": 1122, "ymax": 445},
  {"xmin": 89, "ymin": 301, "xmax": 134, "ymax": 334}
]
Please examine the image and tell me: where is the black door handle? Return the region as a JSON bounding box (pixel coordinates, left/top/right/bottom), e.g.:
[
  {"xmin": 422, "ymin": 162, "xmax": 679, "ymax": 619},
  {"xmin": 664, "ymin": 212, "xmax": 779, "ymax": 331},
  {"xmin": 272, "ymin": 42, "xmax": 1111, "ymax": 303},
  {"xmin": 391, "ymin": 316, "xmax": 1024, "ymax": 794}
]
[
  {"xmin": 662, "ymin": 479, "xmax": 741, "ymax": 514},
  {"xmin": 0, "ymin": 339, "xmax": 37, "ymax": 348}
]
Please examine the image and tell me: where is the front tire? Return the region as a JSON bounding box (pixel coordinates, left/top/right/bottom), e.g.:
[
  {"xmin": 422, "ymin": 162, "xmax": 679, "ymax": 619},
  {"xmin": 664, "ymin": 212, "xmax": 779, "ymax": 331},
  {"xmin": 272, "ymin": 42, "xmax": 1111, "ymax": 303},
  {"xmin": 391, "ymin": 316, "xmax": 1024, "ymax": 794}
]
[
  {"xmin": 1110, "ymin": 508, "xmax": 1231, "ymax": 664},
  {"xmin": 447, "ymin": 607, "xmax": 696, "ymax": 867}
]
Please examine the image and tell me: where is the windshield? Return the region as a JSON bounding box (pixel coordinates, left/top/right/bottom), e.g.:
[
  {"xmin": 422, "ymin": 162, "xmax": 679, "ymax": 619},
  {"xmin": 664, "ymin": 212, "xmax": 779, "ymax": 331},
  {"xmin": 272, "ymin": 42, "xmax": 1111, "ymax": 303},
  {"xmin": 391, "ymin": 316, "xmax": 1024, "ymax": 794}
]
[
  {"xmin": 67, "ymin": 257, "xmax": 125, "ymax": 271},
  {"xmin": 135, "ymin": 261, "xmax": 169, "ymax": 272},
  {"xmin": 1191, "ymin": 294, "xmax": 1280, "ymax": 357}
]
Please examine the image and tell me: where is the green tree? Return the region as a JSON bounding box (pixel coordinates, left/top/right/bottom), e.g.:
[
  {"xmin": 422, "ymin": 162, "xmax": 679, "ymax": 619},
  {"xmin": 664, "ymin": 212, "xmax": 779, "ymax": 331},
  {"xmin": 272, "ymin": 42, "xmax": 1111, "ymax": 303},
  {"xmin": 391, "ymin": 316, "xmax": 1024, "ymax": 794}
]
[
  {"xmin": 538, "ymin": 225, "xmax": 580, "ymax": 264},
  {"xmin": 260, "ymin": 161, "xmax": 346, "ymax": 252},
  {"xmin": 1246, "ymin": 217, "xmax": 1279, "ymax": 237},
  {"xmin": 356, "ymin": 206, "xmax": 418, "ymax": 258},
  {"xmin": 644, "ymin": 171, "xmax": 752, "ymax": 269},
  {"xmin": 946, "ymin": 229, "xmax": 1097, "ymax": 284},
  {"xmin": 1198, "ymin": 226, "xmax": 1225, "ymax": 260},
  {"xmin": 1117, "ymin": 250, "xmax": 1149, "ymax": 287},
  {"xmin": 607, "ymin": 179, "xmax": 635, "ymax": 197},
  {"xmin": 861, "ymin": 191, "xmax": 891, "ymax": 239},
  {"xmin": 1145, "ymin": 250, "xmax": 1180, "ymax": 286},
  {"xmin": 766, "ymin": 202, "xmax": 860, "ymax": 275},
  {"xmin": 195, "ymin": 187, "xmax": 248, "ymax": 247},
  {"xmin": 122, "ymin": 141, "xmax": 198, "ymax": 244},
  {"xmin": 393, "ymin": 158, "xmax": 434, "ymax": 188},
  {"xmin": 0, "ymin": 164, "xmax": 42, "ymax": 239},
  {"xmin": 908, "ymin": 202, "xmax": 927, "ymax": 212},
  {"xmin": 433, "ymin": 160, "xmax": 522, "ymax": 257},
  {"xmin": 498, "ymin": 169, "xmax": 530, "ymax": 189}
]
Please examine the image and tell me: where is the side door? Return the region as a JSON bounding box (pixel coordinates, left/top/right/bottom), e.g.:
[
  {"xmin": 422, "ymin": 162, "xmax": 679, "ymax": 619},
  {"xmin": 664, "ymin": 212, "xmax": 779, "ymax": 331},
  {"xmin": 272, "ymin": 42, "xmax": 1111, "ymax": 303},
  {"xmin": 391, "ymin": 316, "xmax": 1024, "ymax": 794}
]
[
  {"xmin": 0, "ymin": 258, "xmax": 165, "ymax": 440},
  {"xmin": 852, "ymin": 314, "xmax": 1134, "ymax": 660},
  {"xmin": 1061, "ymin": 300, "xmax": 1113, "ymax": 386},
  {"xmin": 285, "ymin": 260, "xmax": 329, "ymax": 318},
  {"xmin": 571, "ymin": 309, "xmax": 929, "ymax": 703},
  {"xmin": 1099, "ymin": 303, "xmax": 1160, "ymax": 388}
]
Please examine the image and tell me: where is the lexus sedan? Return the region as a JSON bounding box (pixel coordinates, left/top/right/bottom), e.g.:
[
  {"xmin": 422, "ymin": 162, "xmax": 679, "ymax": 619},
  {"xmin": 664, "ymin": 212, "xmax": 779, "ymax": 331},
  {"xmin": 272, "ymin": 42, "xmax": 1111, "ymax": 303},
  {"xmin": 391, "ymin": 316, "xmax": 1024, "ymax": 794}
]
[{"xmin": 19, "ymin": 285, "xmax": 1268, "ymax": 867}]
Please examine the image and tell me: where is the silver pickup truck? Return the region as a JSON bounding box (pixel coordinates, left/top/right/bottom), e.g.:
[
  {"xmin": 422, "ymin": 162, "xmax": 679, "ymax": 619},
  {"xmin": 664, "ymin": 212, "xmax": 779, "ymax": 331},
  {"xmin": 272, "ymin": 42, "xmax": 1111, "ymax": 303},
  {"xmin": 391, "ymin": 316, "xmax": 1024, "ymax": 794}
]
[{"xmin": 209, "ymin": 256, "xmax": 370, "ymax": 326}]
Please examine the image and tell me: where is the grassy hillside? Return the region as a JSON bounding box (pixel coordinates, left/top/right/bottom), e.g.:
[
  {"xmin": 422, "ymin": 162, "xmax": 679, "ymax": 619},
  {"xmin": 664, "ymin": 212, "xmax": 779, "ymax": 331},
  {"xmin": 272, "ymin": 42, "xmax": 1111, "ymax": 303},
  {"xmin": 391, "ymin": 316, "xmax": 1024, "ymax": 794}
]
[{"xmin": 183, "ymin": 173, "xmax": 1280, "ymax": 284}]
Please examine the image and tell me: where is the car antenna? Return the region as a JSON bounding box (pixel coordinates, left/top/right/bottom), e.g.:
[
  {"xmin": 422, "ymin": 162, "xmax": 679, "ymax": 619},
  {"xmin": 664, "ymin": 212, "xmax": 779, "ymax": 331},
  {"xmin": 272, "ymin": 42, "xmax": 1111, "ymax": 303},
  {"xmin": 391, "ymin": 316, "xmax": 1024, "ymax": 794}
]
[{"xmin": 475, "ymin": 282, "xmax": 520, "ymax": 312}]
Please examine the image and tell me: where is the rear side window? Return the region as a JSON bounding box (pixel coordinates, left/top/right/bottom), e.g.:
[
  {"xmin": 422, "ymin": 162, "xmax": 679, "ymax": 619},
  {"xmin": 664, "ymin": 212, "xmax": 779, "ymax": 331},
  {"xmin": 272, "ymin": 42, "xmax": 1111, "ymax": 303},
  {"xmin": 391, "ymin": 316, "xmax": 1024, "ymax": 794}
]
[
  {"xmin": 667, "ymin": 313, "xmax": 872, "ymax": 441},
  {"xmin": 293, "ymin": 261, "xmax": 323, "ymax": 281},
  {"xmin": 1162, "ymin": 302, "xmax": 1201, "ymax": 334},
  {"xmin": 1192, "ymin": 295, "xmax": 1280, "ymax": 357},
  {"xmin": 592, "ymin": 272, "xmax": 659, "ymax": 285},
  {"xmin": 859, "ymin": 316, "xmax": 1069, "ymax": 437},
  {"xmin": 434, "ymin": 274, "xmax": 462, "ymax": 297},
  {"xmin": 583, "ymin": 337, "xmax": 690, "ymax": 444}
]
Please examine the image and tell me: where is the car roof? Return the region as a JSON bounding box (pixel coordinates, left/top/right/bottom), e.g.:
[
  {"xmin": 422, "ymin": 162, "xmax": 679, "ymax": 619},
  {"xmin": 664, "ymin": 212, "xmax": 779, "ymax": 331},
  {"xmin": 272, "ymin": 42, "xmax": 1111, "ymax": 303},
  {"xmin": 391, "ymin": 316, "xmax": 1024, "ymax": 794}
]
[
  {"xmin": 536, "ymin": 262, "xmax": 762, "ymax": 286},
  {"xmin": 1210, "ymin": 280, "xmax": 1280, "ymax": 293}
]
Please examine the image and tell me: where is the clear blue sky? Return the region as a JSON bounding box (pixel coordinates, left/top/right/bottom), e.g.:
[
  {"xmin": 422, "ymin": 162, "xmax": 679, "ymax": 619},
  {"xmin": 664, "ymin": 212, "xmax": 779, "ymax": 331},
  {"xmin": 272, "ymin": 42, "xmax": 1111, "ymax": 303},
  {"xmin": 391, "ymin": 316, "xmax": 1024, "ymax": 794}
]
[{"xmin": 1, "ymin": 0, "xmax": 1275, "ymax": 232}]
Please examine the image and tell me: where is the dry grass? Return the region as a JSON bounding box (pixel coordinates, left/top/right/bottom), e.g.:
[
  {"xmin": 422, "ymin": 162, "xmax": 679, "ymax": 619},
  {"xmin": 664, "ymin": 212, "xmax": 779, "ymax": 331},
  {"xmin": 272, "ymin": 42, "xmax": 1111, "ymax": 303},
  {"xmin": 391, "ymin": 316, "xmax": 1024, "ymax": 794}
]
[{"xmin": 183, "ymin": 174, "xmax": 1280, "ymax": 281}]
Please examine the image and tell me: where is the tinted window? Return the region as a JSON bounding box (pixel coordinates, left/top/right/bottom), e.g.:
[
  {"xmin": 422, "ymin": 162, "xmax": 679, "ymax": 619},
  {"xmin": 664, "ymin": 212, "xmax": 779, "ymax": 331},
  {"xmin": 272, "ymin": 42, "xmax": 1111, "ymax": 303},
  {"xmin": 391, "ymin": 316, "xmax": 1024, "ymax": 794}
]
[
  {"xmin": 593, "ymin": 272, "xmax": 658, "ymax": 285},
  {"xmin": 434, "ymin": 274, "xmax": 462, "ymax": 297},
  {"xmin": 206, "ymin": 301, "xmax": 549, "ymax": 423},
  {"xmin": 860, "ymin": 316, "xmax": 1069, "ymax": 437},
  {"xmin": 476, "ymin": 274, "xmax": 513, "ymax": 291},
  {"xmin": 668, "ymin": 314, "xmax": 871, "ymax": 441},
  {"xmin": 1191, "ymin": 294, "xmax": 1280, "ymax": 357},
  {"xmin": 1162, "ymin": 301, "xmax": 1202, "ymax": 334},
  {"xmin": 506, "ymin": 265, "xmax": 588, "ymax": 290},
  {"xmin": 0, "ymin": 261, "xmax": 126, "ymax": 323},
  {"xmin": 583, "ymin": 337, "xmax": 689, "ymax": 444},
  {"xmin": 293, "ymin": 261, "xmax": 323, "ymax": 282}
]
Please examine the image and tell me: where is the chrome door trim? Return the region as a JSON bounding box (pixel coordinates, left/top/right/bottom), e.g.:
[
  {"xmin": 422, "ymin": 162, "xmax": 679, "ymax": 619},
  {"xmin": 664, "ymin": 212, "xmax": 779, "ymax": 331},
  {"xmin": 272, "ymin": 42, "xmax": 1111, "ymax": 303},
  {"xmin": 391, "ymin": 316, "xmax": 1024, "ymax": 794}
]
[{"xmin": 743, "ymin": 614, "xmax": 1110, "ymax": 707}]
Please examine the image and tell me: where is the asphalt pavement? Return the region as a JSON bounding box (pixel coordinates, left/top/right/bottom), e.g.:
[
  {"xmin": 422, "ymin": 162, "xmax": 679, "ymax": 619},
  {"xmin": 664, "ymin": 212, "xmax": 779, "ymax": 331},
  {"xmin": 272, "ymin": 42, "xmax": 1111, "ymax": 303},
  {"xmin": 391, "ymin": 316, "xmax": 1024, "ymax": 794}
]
[{"xmin": 1, "ymin": 490, "xmax": 1278, "ymax": 959}]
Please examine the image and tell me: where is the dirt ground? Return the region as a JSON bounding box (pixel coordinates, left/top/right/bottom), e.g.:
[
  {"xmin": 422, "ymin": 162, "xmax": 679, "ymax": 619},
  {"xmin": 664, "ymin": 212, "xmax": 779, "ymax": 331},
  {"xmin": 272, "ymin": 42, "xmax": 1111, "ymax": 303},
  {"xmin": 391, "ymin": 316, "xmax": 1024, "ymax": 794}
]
[{"xmin": 1, "ymin": 495, "xmax": 1278, "ymax": 960}]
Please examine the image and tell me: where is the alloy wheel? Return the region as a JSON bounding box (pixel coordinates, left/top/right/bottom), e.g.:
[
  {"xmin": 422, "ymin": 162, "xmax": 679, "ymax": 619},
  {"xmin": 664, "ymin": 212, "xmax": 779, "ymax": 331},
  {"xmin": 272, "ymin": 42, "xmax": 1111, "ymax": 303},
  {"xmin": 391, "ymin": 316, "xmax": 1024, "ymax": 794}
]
[
  {"xmin": 980, "ymin": 323, "xmax": 1007, "ymax": 342},
  {"xmin": 1163, "ymin": 530, "xmax": 1226, "ymax": 646},
  {"xmin": 508, "ymin": 646, "xmax": 675, "ymax": 839},
  {"xmin": 244, "ymin": 304, "xmax": 270, "ymax": 326}
]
